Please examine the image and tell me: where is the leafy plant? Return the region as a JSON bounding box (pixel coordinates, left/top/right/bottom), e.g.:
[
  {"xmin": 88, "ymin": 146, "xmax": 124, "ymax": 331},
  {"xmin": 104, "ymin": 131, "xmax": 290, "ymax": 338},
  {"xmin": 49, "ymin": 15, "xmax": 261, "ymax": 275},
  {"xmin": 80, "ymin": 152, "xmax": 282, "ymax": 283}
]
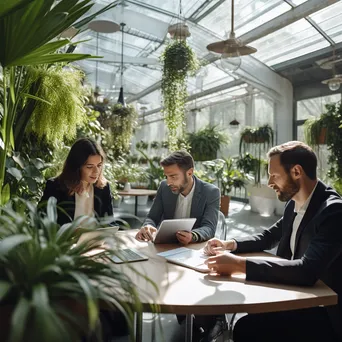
[
  {"xmin": 5, "ymin": 152, "xmax": 48, "ymax": 202},
  {"xmin": 135, "ymin": 140, "xmax": 149, "ymax": 150},
  {"xmin": 99, "ymin": 104, "xmax": 138, "ymax": 160},
  {"xmin": 187, "ymin": 125, "xmax": 229, "ymax": 161},
  {"xmin": 150, "ymin": 141, "xmax": 160, "ymax": 149},
  {"xmin": 203, "ymin": 158, "xmax": 246, "ymax": 196},
  {"xmin": 305, "ymin": 102, "xmax": 342, "ymax": 183},
  {"xmin": 0, "ymin": 0, "xmax": 116, "ymax": 204},
  {"xmin": 0, "ymin": 197, "xmax": 157, "ymax": 342},
  {"xmin": 17, "ymin": 65, "xmax": 87, "ymax": 145},
  {"xmin": 239, "ymin": 124, "xmax": 274, "ymax": 185},
  {"xmin": 160, "ymin": 39, "xmax": 199, "ymax": 151}
]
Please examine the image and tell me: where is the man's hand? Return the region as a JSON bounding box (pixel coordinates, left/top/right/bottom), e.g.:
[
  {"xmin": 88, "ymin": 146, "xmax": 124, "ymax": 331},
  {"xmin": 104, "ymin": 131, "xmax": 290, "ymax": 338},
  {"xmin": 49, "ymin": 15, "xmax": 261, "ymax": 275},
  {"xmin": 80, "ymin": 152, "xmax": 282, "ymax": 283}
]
[
  {"xmin": 176, "ymin": 231, "xmax": 192, "ymax": 245},
  {"xmin": 204, "ymin": 253, "xmax": 246, "ymax": 275},
  {"xmin": 203, "ymin": 238, "xmax": 236, "ymax": 256},
  {"xmin": 135, "ymin": 225, "xmax": 157, "ymax": 242}
]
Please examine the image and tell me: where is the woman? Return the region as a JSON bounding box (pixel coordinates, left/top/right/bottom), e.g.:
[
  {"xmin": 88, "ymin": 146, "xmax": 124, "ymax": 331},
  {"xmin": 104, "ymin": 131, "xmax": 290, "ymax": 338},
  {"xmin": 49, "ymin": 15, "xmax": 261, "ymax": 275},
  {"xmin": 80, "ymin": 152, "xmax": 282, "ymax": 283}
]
[{"xmin": 40, "ymin": 138, "xmax": 113, "ymax": 225}]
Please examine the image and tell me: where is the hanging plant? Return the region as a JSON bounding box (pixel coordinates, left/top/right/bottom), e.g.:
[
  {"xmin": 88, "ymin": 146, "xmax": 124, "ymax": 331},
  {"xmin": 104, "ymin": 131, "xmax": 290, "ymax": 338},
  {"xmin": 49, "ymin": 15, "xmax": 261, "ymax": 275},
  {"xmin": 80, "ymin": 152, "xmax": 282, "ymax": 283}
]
[
  {"xmin": 21, "ymin": 65, "xmax": 87, "ymax": 144},
  {"xmin": 98, "ymin": 103, "xmax": 138, "ymax": 160},
  {"xmin": 160, "ymin": 39, "xmax": 199, "ymax": 151}
]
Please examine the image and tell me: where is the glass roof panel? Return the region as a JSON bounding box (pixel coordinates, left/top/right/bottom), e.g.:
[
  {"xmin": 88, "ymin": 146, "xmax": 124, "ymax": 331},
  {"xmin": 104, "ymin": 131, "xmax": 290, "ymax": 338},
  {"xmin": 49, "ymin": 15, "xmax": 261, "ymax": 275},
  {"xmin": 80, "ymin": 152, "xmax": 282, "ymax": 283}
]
[
  {"xmin": 198, "ymin": 0, "xmax": 291, "ymax": 38},
  {"xmin": 292, "ymin": 0, "xmax": 308, "ymax": 5},
  {"xmin": 252, "ymin": 19, "xmax": 330, "ymax": 66},
  {"xmin": 310, "ymin": 1, "xmax": 342, "ymax": 44}
]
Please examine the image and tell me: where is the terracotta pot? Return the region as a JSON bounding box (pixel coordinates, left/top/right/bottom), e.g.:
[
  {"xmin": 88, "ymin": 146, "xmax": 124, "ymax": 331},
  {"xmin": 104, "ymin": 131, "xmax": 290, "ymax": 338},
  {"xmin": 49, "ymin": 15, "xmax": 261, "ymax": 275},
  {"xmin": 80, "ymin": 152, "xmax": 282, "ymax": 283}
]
[
  {"xmin": 318, "ymin": 127, "xmax": 327, "ymax": 144},
  {"xmin": 220, "ymin": 195, "xmax": 230, "ymax": 217}
]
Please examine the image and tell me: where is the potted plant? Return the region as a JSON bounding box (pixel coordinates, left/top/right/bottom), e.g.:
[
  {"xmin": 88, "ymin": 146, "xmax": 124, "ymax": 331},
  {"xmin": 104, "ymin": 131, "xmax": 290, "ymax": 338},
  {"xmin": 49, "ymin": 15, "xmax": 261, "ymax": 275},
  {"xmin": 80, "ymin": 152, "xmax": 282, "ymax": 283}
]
[
  {"xmin": 187, "ymin": 125, "xmax": 229, "ymax": 161},
  {"xmin": 136, "ymin": 140, "xmax": 149, "ymax": 151},
  {"xmin": 160, "ymin": 39, "xmax": 199, "ymax": 151},
  {"xmin": 203, "ymin": 158, "xmax": 246, "ymax": 216},
  {"xmin": 0, "ymin": 197, "xmax": 156, "ymax": 341},
  {"xmin": 304, "ymin": 118, "xmax": 326, "ymax": 146}
]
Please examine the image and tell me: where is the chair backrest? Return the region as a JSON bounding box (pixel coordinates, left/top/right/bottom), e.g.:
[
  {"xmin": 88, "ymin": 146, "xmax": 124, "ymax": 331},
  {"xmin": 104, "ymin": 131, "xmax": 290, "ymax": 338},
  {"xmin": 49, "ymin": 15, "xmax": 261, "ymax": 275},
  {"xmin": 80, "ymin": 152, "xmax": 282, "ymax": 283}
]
[{"xmin": 215, "ymin": 211, "xmax": 227, "ymax": 240}]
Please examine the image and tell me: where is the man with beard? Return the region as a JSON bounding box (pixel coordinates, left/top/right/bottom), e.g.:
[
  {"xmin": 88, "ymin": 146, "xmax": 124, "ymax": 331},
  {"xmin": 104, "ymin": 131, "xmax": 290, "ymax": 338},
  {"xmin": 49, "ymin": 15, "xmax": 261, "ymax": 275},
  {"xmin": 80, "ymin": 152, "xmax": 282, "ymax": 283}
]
[
  {"xmin": 203, "ymin": 141, "xmax": 342, "ymax": 342},
  {"xmin": 135, "ymin": 150, "xmax": 226, "ymax": 341}
]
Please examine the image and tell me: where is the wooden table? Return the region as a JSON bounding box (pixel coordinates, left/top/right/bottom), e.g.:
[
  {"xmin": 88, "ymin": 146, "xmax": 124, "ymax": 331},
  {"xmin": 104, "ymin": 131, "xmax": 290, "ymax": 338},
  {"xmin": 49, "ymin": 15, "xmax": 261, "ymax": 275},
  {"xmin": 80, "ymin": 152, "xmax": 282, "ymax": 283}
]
[
  {"xmin": 118, "ymin": 189, "xmax": 157, "ymax": 216},
  {"xmin": 113, "ymin": 230, "xmax": 338, "ymax": 342}
]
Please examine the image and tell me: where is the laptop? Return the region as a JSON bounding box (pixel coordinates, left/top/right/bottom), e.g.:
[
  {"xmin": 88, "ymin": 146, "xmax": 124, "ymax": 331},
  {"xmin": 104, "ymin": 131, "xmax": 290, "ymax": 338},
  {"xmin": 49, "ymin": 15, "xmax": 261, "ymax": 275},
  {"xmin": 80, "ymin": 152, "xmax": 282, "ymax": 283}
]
[
  {"xmin": 154, "ymin": 218, "xmax": 197, "ymax": 244},
  {"xmin": 110, "ymin": 248, "xmax": 149, "ymax": 264},
  {"xmin": 157, "ymin": 247, "xmax": 210, "ymax": 273}
]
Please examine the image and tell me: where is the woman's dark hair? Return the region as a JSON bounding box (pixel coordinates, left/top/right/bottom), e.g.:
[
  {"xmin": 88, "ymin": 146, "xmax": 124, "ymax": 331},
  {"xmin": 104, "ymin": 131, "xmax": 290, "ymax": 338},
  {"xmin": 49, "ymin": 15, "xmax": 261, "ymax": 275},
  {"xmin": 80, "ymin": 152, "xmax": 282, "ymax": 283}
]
[
  {"xmin": 267, "ymin": 141, "xmax": 317, "ymax": 180},
  {"xmin": 160, "ymin": 150, "xmax": 194, "ymax": 171},
  {"xmin": 58, "ymin": 138, "xmax": 107, "ymax": 194}
]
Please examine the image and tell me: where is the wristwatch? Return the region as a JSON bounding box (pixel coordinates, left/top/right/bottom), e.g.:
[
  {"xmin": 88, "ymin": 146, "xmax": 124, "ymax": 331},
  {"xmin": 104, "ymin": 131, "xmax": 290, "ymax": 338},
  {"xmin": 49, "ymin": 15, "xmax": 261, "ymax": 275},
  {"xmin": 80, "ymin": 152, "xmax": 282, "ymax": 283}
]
[{"xmin": 191, "ymin": 232, "xmax": 199, "ymax": 242}]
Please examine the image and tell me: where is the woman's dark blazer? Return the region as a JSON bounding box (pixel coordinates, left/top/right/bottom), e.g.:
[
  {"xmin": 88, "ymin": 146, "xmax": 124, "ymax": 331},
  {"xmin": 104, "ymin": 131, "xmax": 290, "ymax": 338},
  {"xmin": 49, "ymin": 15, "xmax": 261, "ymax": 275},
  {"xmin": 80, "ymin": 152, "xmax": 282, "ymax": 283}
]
[{"xmin": 39, "ymin": 178, "xmax": 114, "ymax": 226}]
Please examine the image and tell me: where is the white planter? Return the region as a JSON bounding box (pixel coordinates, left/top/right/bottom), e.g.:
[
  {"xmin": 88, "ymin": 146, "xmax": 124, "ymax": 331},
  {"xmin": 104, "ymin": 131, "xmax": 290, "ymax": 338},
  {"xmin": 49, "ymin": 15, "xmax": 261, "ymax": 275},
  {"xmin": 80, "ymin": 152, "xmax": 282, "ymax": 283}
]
[
  {"xmin": 275, "ymin": 199, "xmax": 286, "ymax": 216},
  {"xmin": 247, "ymin": 184, "xmax": 277, "ymax": 216},
  {"xmin": 123, "ymin": 182, "xmax": 131, "ymax": 191},
  {"xmin": 113, "ymin": 196, "xmax": 122, "ymax": 208}
]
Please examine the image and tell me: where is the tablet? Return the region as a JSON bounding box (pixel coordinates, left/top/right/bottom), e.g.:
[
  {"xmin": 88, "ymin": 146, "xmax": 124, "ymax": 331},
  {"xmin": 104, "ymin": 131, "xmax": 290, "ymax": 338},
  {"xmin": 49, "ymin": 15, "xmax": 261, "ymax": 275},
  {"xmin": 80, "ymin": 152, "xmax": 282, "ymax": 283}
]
[{"xmin": 153, "ymin": 218, "xmax": 197, "ymax": 244}]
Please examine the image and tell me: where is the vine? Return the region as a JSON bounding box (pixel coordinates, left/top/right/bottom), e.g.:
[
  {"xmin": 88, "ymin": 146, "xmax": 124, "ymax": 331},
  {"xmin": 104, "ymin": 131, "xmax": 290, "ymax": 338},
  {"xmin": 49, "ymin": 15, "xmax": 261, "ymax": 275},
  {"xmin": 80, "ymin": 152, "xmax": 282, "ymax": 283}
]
[{"xmin": 160, "ymin": 39, "xmax": 199, "ymax": 151}]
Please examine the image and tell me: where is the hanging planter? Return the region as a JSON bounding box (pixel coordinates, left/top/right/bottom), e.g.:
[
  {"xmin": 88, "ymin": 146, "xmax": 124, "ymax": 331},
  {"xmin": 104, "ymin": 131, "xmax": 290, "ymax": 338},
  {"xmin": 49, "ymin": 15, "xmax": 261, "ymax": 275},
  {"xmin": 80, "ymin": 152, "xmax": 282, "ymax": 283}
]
[
  {"xmin": 160, "ymin": 39, "xmax": 199, "ymax": 151},
  {"xmin": 168, "ymin": 23, "xmax": 191, "ymax": 40}
]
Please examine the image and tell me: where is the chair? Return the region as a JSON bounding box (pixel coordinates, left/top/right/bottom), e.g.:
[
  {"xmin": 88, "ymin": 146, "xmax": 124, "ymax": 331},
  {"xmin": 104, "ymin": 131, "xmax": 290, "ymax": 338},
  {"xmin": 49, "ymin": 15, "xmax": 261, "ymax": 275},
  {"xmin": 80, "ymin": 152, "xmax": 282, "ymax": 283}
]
[{"xmin": 215, "ymin": 211, "xmax": 228, "ymax": 240}]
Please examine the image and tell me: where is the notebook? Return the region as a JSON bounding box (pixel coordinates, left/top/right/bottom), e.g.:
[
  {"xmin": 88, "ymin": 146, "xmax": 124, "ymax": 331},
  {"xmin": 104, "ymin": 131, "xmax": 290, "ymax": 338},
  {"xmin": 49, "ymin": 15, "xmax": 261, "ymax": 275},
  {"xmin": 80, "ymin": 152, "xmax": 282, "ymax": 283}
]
[
  {"xmin": 110, "ymin": 248, "xmax": 149, "ymax": 264},
  {"xmin": 154, "ymin": 218, "xmax": 197, "ymax": 244},
  {"xmin": 157, "ymin": 247, "xmax": 210, "ymax": 273}
]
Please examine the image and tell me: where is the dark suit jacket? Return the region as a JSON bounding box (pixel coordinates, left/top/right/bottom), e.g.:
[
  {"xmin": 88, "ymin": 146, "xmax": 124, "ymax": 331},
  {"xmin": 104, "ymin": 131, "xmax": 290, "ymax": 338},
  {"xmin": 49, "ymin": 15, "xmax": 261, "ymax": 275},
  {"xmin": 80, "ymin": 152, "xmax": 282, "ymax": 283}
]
[
  {"xmin": 40, "ymin": 178, "xmax": 114, "ymax": 226},
  {"xmin": 235, "ymin": 180, "xmax": 342, "ymax": 330},
  {"xmin": 143, "ymin": 176, "xmax": 220, "ymax": 241}
]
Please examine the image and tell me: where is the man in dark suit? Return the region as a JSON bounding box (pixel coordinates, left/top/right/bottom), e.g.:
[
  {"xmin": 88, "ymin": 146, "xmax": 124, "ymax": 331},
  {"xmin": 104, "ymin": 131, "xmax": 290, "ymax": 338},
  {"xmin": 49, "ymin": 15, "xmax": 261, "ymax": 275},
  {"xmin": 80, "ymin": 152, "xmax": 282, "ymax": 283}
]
[
  {"xmin": 135, "ymin": 150, "xmax": 226, "ymax": 341},
  {"xmin": 204, "ymin": 141, "xmax": 342, "ymax": 342}
]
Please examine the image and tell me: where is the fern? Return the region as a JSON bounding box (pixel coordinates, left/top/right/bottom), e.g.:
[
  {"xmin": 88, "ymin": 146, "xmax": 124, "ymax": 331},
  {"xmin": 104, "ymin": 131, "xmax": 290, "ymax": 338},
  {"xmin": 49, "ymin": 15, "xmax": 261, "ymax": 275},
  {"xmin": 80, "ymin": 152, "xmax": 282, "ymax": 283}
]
[{"xmin": 26, "ymin": 65, "xmax": 87, "ymax": 144}]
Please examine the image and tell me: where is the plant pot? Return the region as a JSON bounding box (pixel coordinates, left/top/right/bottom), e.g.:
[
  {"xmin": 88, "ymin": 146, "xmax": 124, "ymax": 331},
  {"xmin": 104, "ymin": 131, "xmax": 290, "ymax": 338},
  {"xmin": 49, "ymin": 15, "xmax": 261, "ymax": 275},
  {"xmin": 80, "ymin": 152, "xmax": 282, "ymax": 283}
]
[
  {"xmin": 318, "ymin": 127, "xmax": 327, "ymax": 144},
  {"xmin": 247, "ymin": 184, "xmax": 276, "ymax": 215},
  {"xmin": 113, "ymin": 196, "xmax": 122, "ymax": 208},
  {"xmin": 220, "ymin": 195, "xmax": 230, "ymax": 217},
  {"xmin": 123, "ymin": 182, "xmax": 131, "ymax": 191}
]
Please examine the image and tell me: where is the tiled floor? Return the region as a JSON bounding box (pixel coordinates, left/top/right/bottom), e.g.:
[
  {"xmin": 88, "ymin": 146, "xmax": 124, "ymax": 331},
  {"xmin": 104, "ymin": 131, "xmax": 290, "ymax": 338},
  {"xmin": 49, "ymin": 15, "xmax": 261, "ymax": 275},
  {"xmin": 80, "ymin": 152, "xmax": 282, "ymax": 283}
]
[{"xmin": 113, "ymin": 200, "xmax": 281, "ymax": 342}]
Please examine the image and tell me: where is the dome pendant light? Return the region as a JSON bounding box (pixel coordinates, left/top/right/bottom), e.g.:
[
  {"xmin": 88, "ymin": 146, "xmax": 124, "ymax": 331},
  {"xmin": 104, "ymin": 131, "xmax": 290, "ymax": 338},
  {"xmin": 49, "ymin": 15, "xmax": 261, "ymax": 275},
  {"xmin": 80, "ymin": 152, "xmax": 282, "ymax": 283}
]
[{"xmin": 206, "ymin": 0, "xmax": 257, "ymax": 74}]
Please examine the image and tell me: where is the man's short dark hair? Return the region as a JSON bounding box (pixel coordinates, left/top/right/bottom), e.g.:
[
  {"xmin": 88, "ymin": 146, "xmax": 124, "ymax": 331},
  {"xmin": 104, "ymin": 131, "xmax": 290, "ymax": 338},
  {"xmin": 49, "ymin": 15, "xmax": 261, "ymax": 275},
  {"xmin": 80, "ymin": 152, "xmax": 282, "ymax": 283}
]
[
  {"xmin": 267, "ymin": 141, "xmax": 317, "ymax": 180},
  {"xmin": 160, "ymin": 150, "xmax": 194, "ymax": 171}
]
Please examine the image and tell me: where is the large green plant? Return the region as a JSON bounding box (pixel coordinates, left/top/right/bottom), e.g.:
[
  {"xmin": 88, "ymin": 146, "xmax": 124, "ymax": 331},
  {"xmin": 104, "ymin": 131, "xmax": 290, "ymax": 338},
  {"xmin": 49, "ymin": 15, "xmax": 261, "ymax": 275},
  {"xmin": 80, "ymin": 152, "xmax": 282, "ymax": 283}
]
[
  {"xmin": 0, "ymin": 198, "xmax": 157, "ymax": 342},
  {"xmin": 0, "ymin": 0, "xmax": 116, "ymax": 203},
  {"xmin": 187, "ymin": 125, "xmax": 229, "ymax": 161},
  {"xmin": 160, "ymin": 39, "xmax": 199, "ymax": 151},
  {"xmin": 15, "ymin": 65, "xmax": 87, "ymax": 146}
]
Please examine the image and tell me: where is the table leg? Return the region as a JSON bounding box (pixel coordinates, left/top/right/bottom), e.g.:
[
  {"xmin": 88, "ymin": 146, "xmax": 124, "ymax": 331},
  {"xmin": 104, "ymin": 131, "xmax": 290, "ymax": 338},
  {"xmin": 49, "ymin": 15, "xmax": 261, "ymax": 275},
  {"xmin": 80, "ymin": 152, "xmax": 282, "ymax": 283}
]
[
  {"xmin": 134, "ymin": 196, "xmax": 138, "ymax": 216},
  {"xmin": 135, "ymin": 312, "xmax": 143, "ymax": 342},
  {"xmin": 185, "ymin": 314, "xmax": 193, "ymax": 342}
]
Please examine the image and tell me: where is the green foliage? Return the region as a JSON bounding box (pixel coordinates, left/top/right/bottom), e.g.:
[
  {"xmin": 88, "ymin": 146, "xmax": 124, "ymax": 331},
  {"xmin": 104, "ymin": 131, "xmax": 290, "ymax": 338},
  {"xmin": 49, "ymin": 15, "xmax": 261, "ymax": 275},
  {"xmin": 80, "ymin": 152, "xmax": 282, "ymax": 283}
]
[
  {"xmin": 43, "ymin": 143, "xmax": 70, "ymax": 180},
  {"xmin": 24, "ymin": 65, "xmax": 87, "ymax": 144},
  {"xmin": 160, "ymin": 40, "xmax": 199, "ymax": 151},
  {"xmin": 305, "ymin": 102, "xmax": 342, "ymax": 182},
  {"xmin": 99, "ymin": 104, "xmax": 138, "ymax": 160},
  {"xmin": 0, "ymin": 197, "xmax": 157, "ymax": 342},
  {"xmin": 150, "ymin": 141, "xmax": 160, "ymax": 149},
  {"xmin": 187, "ymin": 125, "xmax": 229, "ymax": 161},
  {"xmin": 0, "ymin": 0, "xmax": 115, "ymax": 204},
  {"xmin": 5, "ymin": 152, "xmax": 48, "ymax": 202},
  {"xmin": 202, "ymin": 158, "xmax": 247, "ymax": 196},
  {"xmin": 136, "ymin": 140, "xmax": 149, "ymax": 150},
  {"xmin": 239, "ymin": 124, "xmax": 274, "ymax": 185}
]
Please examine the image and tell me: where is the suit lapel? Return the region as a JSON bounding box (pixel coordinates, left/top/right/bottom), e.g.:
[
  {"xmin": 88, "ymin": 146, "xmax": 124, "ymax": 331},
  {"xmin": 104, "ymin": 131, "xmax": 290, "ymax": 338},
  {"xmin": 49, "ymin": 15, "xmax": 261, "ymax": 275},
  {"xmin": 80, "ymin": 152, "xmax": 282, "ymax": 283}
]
[
  {"xmin": 190, "ymin": 177, "xmax": 201, "ymax": 218},
  {"xmin": 293, "ymin": 181, "xmax": 327, "ymax": 254},
  {"xmin": 277, "ymin": 201, "xmax": 296, "ymax": 259}
]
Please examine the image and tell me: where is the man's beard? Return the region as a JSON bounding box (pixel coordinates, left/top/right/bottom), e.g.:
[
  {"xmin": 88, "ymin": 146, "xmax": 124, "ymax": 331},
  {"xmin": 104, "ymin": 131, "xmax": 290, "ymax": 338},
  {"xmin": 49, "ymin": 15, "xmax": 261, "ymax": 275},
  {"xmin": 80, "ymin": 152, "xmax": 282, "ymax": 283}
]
[
  {"xmin": 274, "ymin": 175, "xmax": 300, "ymax": 202},
  {"xmin": 169, "ymin": 173, "xmax": 189, "ymax": 194}
]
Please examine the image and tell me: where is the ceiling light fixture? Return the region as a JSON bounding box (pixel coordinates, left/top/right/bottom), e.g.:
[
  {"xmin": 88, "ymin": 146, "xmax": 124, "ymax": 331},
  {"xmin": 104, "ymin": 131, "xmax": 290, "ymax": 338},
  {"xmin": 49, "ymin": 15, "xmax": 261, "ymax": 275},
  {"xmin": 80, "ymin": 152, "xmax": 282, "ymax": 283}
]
[
  {"xmin": 167, "ymin": 0, "xmax": 190, "ymax": 40},
  {"xmin": 206, "ymin": 0, "xmax": 257, "ymax": 74},
  {"xmin": 322, "ymin": 74, "xmax": 342, "ymax": 91}
]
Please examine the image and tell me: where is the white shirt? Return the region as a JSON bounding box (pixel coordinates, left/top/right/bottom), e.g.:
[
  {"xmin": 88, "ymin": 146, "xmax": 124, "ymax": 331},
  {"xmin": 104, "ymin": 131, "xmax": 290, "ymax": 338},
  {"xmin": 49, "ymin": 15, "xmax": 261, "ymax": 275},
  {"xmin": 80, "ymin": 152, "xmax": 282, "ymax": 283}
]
[
  {"xmin": 290, "ymin": 182, "xmax": 318, "ymax": 259},
  {"xmin": 173, "ymin": 180, "xmax": 195, "ymax": 219},
  {"xmin": 74, "ymin": 185, "xmax": 95, "ymax": 227}
]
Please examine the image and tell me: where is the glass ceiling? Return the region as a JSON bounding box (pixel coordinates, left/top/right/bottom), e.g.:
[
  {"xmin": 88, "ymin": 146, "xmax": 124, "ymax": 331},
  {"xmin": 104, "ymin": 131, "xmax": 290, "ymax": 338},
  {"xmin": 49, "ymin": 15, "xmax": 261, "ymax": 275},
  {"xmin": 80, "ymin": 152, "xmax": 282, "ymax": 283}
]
[{"xmin": 75, "ymin": 0, "xmax": 342, "ymax": 116}]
